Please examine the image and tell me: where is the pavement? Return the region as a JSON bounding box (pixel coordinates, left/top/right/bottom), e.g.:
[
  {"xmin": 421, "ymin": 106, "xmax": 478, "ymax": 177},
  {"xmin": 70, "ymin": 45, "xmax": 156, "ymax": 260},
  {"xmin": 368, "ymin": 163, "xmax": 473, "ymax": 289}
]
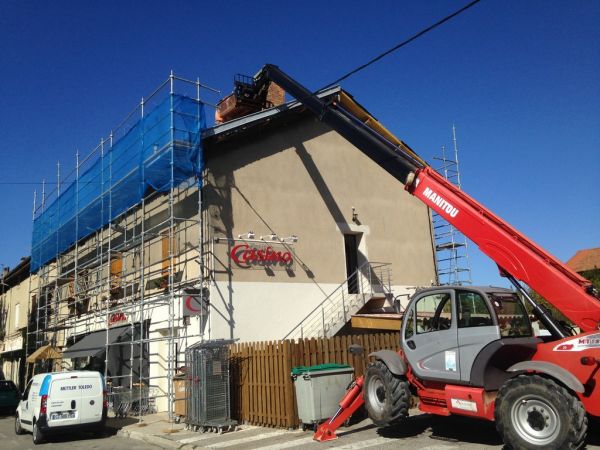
[{"xmin": 115, "ymin": 410, "xmax": 600, "ymax": 450}]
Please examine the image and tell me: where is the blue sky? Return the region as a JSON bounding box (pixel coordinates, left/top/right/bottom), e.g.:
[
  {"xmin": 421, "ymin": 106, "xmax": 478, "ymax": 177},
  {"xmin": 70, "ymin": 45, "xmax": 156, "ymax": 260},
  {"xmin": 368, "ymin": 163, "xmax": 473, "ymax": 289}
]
[{"xmin": 0, "ymin": 0, "xmax": 598, "ymax": 286}]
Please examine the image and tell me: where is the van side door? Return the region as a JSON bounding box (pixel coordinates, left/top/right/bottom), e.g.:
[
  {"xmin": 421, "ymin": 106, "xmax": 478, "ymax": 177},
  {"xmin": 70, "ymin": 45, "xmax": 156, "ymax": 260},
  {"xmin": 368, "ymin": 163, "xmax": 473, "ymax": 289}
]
[{"xmin": 20, "ymin": 379, "xmax": 34, "ymax": 429}]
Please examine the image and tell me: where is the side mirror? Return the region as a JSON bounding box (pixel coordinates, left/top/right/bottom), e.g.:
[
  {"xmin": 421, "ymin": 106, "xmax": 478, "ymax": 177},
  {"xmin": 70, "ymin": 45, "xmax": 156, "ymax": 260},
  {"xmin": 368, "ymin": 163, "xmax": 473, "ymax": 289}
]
[{"xmin": 348, "ymin": 344, "xmax": 364, "ymax": 356}]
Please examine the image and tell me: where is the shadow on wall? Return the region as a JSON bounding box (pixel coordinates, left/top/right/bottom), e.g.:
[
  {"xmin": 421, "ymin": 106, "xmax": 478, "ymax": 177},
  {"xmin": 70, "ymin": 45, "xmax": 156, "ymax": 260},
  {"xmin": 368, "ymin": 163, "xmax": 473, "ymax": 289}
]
[{"xmin": 204, "ymin": 116, "xmax": 377, "ymax": 338}]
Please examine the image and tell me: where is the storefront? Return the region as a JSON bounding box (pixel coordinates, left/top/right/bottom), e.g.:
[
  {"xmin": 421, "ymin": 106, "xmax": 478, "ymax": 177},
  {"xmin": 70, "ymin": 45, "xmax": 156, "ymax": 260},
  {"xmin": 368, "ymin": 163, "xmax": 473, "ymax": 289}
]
[
  {"xmin": 0, "ymin": 332, "xmax": 25, "ymax": 387},
  {"xmin": 62, "ymin": 321, "xmax": 149, "ymax": 389}
]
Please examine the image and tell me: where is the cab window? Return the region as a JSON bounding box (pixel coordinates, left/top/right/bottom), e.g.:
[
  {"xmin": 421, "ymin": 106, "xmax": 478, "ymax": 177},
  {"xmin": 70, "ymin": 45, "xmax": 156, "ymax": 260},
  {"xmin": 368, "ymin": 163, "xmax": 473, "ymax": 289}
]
[
  {"xmin": 457, "ymin": 291, "xmax": 493, "ymax": 328},
  {"xmin": 415, "ymin": 292, "xmax": 452, "ymax": 334},
  {"xmin": 488, "ymin": 293, "xmax": 532, "ymax": 337},
  {"xmin": 404, "ymin": 307, "xmax": 415, "ymax": 339}
]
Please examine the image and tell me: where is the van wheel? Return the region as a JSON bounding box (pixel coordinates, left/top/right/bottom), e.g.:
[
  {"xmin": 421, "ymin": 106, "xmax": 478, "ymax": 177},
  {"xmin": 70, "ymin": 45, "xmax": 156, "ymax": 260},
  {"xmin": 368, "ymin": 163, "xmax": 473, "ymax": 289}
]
[
  {"xmin": 15, "ymin": 414, "xmax": 24, "ymax": 435},
  {"xmin": 32, "ymin": 421, "xmax": 45, "ymax": 445},
  {"xmin": 495, "ymin": 375, "xmax": 587, "ymax": 450},
  {"xmin": 364, "ymin": 360, "xmax": 410, "ymax": 427}
]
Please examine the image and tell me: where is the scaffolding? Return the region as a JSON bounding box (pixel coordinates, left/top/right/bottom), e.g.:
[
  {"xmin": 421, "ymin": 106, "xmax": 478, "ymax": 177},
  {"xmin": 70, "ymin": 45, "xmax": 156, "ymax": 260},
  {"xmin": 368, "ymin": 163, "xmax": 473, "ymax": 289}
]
[
  {"xmin": 432, "ymin": 125, "xmax": 472, "ymax": 286},
  {"xmin": 26, "ymin": 73, "xmax": 219, "ymax": 421}
]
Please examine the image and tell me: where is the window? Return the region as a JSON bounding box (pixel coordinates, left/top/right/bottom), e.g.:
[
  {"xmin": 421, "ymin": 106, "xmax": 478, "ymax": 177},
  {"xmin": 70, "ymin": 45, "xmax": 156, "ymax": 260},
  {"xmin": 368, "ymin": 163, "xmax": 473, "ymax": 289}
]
[
  {"xmin": 404, "ymin": 307, "xmax": 414, "ymax": 339},
  {"xmin": 488, "ymin": 293, "xmax": 532, "ymax": 337},
  {"xmin": 110, "ymin": 255, "xmax": 123, "ymax": 291},
  {"xmin": 161, "ymin": 230, "xmax": 179, "ymax": 278},
  {"xmin": 415, "ymin": 292, "xmax": 452, "ymax": 334},
  {"xmin": 23, "ymin": 379, "xmax": 32, "ymax": 398},
  {"xmin": 14, "ymin": 303, "xmax": 20, "ymax": 328},
  {"xmin": 457, "ymin": 291, "xmax": 493, "ymax": 328}
]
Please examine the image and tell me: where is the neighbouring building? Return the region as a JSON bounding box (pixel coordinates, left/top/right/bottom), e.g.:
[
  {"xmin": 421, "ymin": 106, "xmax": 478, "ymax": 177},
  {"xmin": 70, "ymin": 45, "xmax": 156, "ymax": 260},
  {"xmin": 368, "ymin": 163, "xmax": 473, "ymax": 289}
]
[
  {"xmin": 566, "ymin": 247, "xmax": 600, "ymax": 288},
  {"xmin": 0, "ymin": 257, "xmax": 32, "ymax": 388},
  {"xmin": 0, "ymin": 71, "xmax": 437, "ymax": 413}
]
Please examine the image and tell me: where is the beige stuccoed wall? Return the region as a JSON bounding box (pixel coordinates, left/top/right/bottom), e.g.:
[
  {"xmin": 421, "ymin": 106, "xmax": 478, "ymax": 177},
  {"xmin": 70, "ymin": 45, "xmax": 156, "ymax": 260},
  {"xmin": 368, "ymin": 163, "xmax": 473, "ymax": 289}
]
[
  {"xmin": 204, "ymin": 114, "xmax": 436, "ymax": 340},
  {"xmin": 205, "ymin": 115, "xmax": 436, "ymax": 285}
]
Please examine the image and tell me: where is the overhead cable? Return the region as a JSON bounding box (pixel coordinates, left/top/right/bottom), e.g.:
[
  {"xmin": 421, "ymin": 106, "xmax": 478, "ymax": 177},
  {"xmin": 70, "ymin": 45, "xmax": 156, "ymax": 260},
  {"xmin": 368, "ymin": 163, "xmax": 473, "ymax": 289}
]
[{"xmin": 323, "ymin": 0, "xmax": 483, "ymax": 88}]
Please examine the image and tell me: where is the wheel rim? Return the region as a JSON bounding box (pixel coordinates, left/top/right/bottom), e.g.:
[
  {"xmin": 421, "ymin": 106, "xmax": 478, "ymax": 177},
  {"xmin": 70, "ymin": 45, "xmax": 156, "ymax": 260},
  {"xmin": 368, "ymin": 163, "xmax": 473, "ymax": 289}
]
[
  {"xmin": 15, "ymin": 416, "xmax": 20, "ymax": 432},
  {"xmin": 367, "ymin": 374, "xmax": 386, "ymax": 414},
  {"xmin": 510, "ymin": 394, "xmax": 560, "ymax": 445}
]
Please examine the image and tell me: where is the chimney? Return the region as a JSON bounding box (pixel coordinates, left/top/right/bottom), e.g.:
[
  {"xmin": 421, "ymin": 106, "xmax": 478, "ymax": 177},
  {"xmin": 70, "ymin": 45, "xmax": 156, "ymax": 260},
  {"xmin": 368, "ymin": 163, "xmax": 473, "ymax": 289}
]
[
  {"xmin": 215, "ymin": 72, "xmax": 286, "ymax": 124},
  {"xmin": 266, "ymin": 83, "xmax": 285, "ymax": 108}
]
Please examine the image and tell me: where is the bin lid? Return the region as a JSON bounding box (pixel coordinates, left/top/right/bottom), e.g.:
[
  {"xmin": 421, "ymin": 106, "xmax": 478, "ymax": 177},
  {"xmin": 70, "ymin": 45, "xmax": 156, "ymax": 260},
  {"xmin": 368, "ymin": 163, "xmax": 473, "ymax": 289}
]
[{"xmin": 291, "ymin": 363, "xmax": 352, "ymax": 376}]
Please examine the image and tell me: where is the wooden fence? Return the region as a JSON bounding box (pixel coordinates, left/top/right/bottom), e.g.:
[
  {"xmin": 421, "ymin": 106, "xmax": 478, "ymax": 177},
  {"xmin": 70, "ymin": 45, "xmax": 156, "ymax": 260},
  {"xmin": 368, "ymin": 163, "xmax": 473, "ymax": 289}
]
[{"xmin": 229, "ymin": 332, "xmax": 400, "ymax": 429}]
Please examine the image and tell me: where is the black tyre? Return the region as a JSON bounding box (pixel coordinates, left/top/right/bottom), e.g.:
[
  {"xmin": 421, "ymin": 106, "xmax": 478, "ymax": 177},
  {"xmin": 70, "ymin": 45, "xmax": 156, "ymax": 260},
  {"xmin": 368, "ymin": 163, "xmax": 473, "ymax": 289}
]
[
  {"xmin": 494, "ymin": 374, "xmax": 587, "ymax": 450},
  {"xmin": 32, "ymin": 420, "xmax": 45, "ymax": 445},
  {"xmin": 364, "ymin": 360, "xmax": 410, "ymax": 427},
  {"xmin": 15, "ymin": 414, "xmax": 24, "ymax": 435}
]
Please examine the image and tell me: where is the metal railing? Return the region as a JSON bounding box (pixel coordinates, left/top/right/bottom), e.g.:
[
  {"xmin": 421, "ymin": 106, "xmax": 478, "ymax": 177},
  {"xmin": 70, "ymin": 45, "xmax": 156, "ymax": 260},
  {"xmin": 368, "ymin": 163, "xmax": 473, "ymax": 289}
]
[{"xmin": 283, "ymin": 262, "xmax": 392, "ymax": 340}]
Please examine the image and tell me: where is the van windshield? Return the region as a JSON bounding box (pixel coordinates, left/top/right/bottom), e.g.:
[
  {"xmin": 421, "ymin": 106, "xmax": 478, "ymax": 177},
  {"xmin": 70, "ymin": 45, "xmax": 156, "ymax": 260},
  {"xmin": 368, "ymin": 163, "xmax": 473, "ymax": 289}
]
[{"xmin": 488, "ymin": 293, "xmax": 532, "ymax": 337}]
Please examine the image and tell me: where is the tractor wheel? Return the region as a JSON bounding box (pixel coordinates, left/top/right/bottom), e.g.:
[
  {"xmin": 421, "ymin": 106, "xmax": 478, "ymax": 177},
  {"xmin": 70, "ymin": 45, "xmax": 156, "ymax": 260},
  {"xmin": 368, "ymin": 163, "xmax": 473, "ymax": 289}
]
[
  {"xmin": 364, "ymin": 360, "xmax": 410, "ymax": 427},
  {"xmin": 494, "ymin": 374, "xmax": 587, "ymax": 450}
]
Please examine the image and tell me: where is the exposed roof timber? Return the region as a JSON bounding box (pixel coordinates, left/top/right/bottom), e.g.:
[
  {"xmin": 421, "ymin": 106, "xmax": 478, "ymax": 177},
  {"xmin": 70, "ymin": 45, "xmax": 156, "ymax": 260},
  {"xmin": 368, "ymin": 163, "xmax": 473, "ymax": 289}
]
[{"xmin": 337, "ymin": 91, "xmax": 428, "ymax": 168}]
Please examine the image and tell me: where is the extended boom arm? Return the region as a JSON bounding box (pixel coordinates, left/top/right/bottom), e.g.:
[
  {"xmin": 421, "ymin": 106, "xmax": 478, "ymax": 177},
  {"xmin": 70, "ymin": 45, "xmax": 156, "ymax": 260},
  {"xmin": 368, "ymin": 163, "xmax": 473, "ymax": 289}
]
[{"xmin": 257, "ymin": 64, "xmax": 600, "ymax": 332}]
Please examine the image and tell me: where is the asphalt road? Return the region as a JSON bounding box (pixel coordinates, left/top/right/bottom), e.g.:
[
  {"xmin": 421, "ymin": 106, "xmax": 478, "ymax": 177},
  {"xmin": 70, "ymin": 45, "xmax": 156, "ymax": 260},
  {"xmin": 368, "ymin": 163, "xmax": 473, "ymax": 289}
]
[
  {"xmin": 1, "ymin": 411, "xmax": 599, "ymax": 449},
  {"xmin": 0, "ymin": 412, "xmax": 157, "ymax": 450}
]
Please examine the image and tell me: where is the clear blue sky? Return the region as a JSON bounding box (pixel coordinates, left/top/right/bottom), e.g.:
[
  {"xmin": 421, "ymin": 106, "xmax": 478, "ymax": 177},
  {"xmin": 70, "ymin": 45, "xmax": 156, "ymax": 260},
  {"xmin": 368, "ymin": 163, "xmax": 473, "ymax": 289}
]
[{"xmin": 0, "ymin": 0, "xmax": 598, "ymax": 287}]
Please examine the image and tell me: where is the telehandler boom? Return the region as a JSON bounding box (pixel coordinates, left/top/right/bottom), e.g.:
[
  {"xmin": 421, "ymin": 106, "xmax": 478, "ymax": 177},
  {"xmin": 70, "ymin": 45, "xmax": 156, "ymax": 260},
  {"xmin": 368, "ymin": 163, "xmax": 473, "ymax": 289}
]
[{"xmin": 250, "ymin": 65, "xmax": 600, "ymax": 450}]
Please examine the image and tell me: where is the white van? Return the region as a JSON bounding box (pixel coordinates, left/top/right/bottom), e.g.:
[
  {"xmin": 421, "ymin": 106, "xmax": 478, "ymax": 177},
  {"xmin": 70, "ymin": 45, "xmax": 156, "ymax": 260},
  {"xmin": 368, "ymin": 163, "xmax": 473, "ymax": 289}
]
[{"xmin": 15, "ymin": 371, "xmax": 107, "ymax": 444}]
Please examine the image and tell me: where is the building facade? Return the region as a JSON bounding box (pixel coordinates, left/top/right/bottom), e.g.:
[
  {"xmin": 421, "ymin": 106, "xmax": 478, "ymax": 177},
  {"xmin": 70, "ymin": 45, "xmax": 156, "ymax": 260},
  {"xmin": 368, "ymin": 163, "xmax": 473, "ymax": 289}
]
[
  {"xmin": 0, "ymin": 75, "xmax": 436, "ymax": 415},
  {"xmin": 0, "ymin": 258, "xmax": 33, "ymax": 388}
]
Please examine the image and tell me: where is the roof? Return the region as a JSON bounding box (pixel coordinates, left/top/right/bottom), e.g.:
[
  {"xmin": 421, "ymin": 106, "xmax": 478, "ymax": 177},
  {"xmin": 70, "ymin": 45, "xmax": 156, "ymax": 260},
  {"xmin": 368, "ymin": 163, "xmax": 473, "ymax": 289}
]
[
  {"xmin": 1, "ymin": 256, "xmax": 30, "ymax": 288},
  {"xmin": 202, "ymin": 85, "xmax": 427, "ymax": 167},
  {"xmin": 566, "ymin": 248, "xmax": 600, "ymax": 273}
]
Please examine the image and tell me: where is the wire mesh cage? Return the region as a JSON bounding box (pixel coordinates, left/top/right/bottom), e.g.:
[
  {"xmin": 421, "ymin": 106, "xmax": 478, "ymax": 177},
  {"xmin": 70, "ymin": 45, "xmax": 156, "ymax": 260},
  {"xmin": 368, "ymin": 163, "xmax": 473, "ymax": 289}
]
[{"xmin": 185, "ymin": 339, "xmax": 237, "ymax": 432}]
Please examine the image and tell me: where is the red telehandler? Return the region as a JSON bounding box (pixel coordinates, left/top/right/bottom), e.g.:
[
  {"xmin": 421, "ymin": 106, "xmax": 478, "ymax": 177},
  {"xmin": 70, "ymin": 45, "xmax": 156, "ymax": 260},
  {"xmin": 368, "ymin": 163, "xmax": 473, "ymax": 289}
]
[{"xmin": 248, "ymin": 65, "xmax": 600, "ymax": 449}]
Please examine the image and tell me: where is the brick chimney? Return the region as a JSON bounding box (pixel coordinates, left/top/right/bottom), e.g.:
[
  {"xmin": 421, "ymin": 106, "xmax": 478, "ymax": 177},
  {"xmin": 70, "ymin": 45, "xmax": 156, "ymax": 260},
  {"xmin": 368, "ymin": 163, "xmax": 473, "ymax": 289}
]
[
  {"xmin": 266, "ymin": 83, "xmax": 285, "ymax": 107},
  {"xmin": 215, "ymin": 73, "xmax": 287, "ymax": 124}
]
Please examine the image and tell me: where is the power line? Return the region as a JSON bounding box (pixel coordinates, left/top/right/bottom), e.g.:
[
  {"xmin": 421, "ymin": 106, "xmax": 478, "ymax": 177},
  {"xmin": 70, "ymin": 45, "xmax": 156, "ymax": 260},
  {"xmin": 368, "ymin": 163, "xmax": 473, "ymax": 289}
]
[
  {"xmin": 323, "ymin": 0, "xmax": 483, "ymax": 88},
  {"xmin": 3, "ymin": 2, "xmax": 483, "ymax": 190}
]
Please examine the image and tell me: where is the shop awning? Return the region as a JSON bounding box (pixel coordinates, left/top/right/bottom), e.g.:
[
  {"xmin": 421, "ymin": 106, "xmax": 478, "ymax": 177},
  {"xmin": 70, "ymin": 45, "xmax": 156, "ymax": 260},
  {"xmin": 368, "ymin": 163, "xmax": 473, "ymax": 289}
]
[
  {"xmin": 62, "ymin": 325, "xmax": 130, "ymax": 359},
  {"xmin": 26, "ymin": 345, "xmax": 62, "ymax": 363}
]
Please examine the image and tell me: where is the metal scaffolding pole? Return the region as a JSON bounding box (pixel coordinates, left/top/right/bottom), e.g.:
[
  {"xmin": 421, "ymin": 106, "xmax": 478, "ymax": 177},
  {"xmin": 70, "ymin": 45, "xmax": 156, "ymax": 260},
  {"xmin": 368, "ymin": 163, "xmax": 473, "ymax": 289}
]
[
  {"xmin": 25, "ymin": 71, "xmax": 210, "ymax": 416},
  {"xmin": 433, "ymin": 126, "xmax": 472, "ymax": 286},
  {"xmin": 167, "ymin": 70, "xmax": 175, "ymax": 422}
]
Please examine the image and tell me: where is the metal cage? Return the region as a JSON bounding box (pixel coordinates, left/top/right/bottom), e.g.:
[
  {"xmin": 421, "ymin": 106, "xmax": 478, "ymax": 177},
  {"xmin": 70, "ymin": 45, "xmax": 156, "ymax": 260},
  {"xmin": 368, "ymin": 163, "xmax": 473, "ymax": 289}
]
[{"xmin": 185, "ymin": 339, "xmax": 237, "ymax": 432}]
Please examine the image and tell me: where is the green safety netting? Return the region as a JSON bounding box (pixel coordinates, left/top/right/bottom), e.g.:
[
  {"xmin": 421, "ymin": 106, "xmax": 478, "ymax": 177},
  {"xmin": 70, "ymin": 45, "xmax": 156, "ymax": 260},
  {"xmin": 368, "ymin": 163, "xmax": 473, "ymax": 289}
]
[{"xmin": 31, "ymin": 94, "xmax": 206, "ymax": 272}]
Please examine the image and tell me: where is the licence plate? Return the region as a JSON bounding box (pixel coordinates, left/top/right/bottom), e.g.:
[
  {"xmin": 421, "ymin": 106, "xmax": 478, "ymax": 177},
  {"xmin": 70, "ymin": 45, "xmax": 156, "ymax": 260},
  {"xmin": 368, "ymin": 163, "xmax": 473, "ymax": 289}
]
[{"xmin": 50, "ymin": 411, "xmax": 76, "ymax": 420}]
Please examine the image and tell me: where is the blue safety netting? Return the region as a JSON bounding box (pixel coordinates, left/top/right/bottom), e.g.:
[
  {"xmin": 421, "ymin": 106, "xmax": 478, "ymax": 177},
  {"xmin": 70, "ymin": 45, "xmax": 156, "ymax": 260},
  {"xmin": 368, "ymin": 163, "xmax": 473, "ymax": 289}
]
[{"xmin": 31, "ymin": 94, "xmax": 206, "ymax": 273}]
